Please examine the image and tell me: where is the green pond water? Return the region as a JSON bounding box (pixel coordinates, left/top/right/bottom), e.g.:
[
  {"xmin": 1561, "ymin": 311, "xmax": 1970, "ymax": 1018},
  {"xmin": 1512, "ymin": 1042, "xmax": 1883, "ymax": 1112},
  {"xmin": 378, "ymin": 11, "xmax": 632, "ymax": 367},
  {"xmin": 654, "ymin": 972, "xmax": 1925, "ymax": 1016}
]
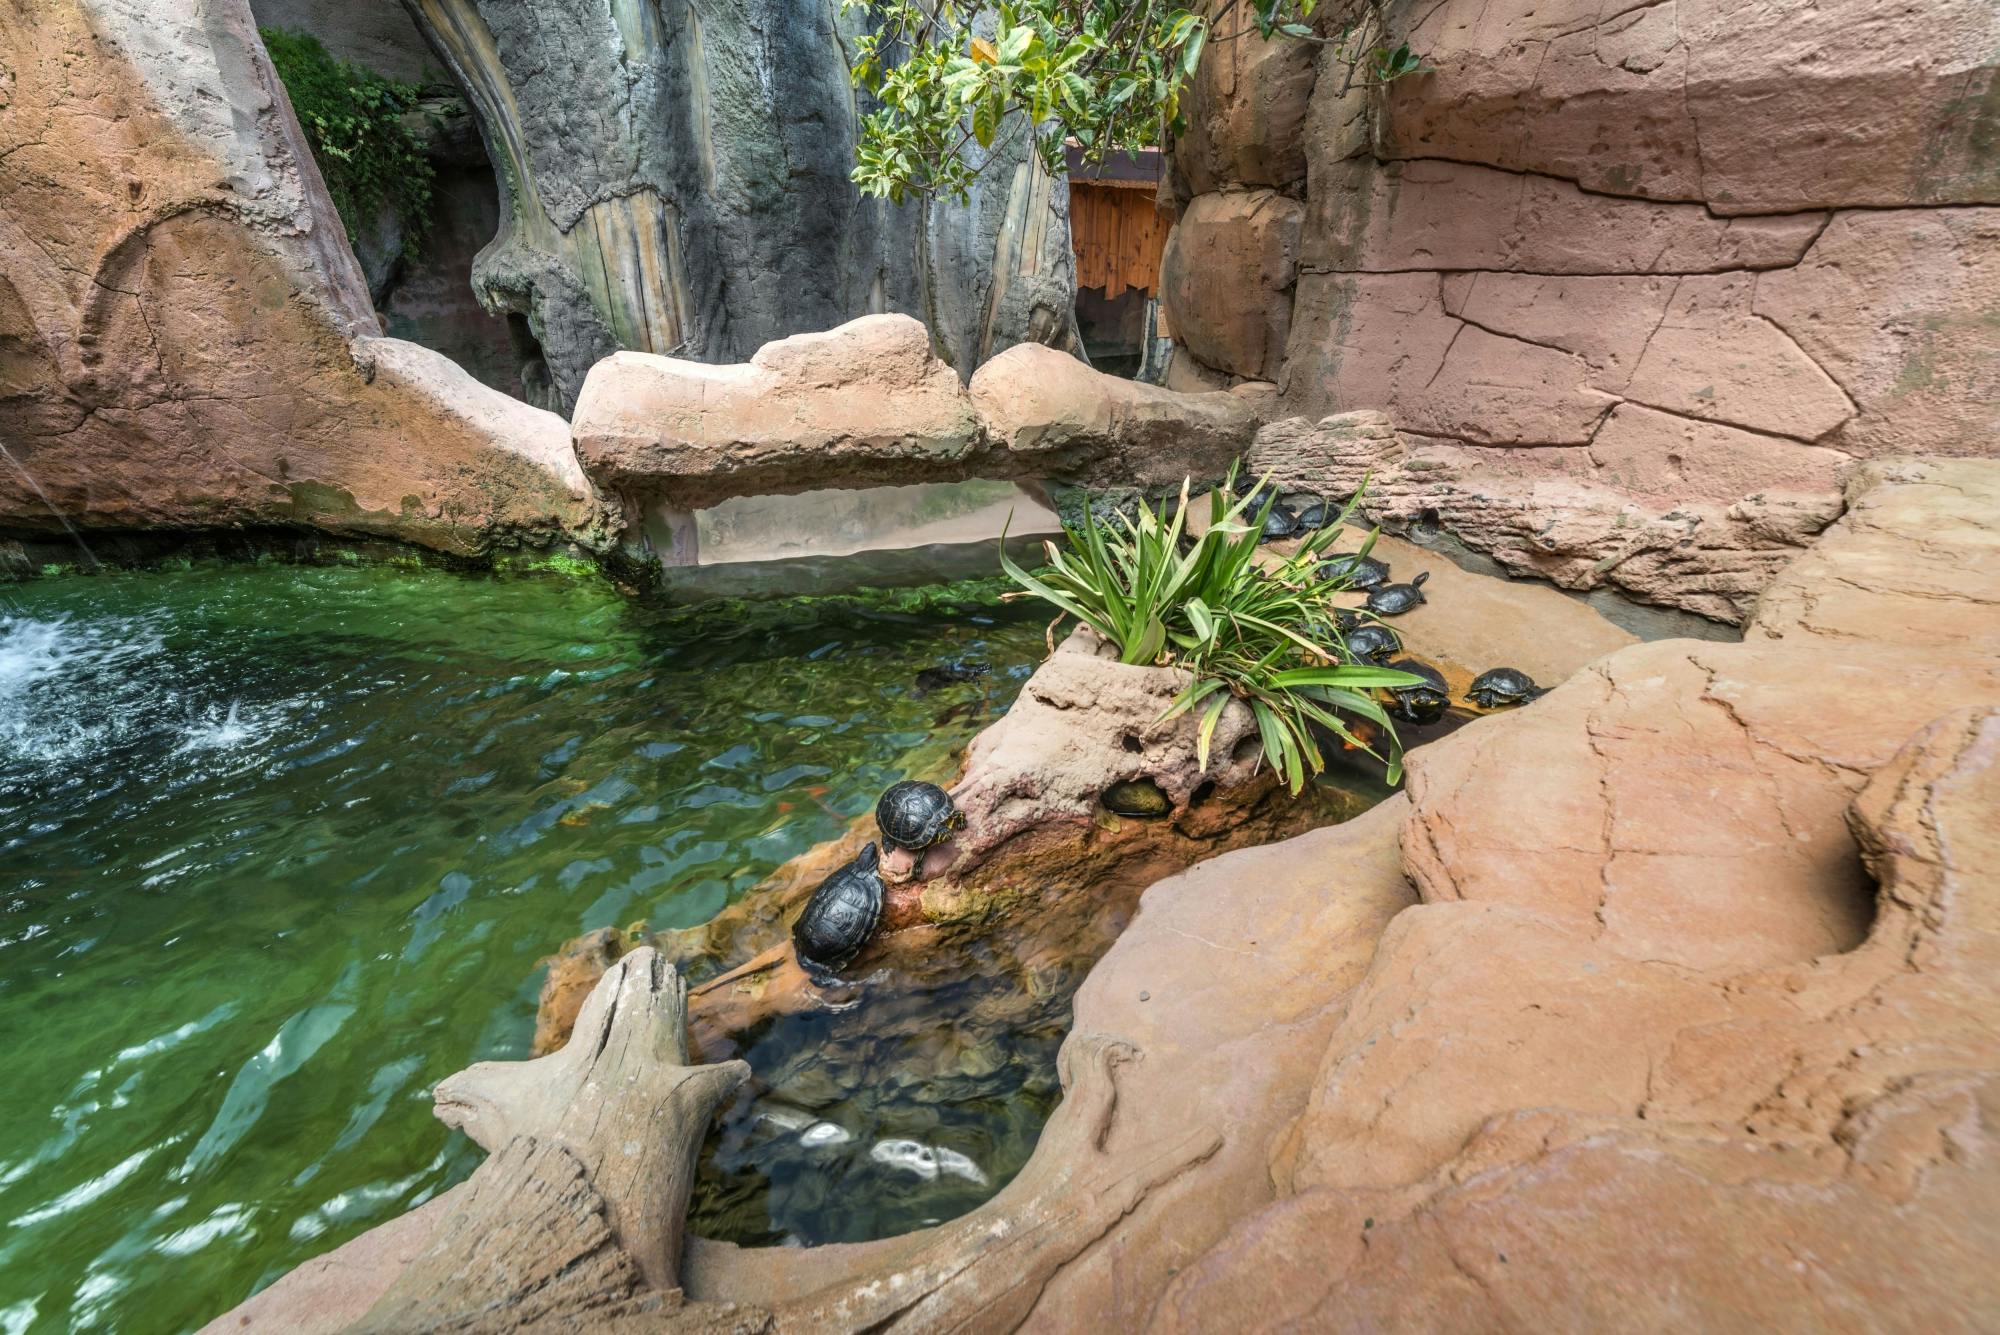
[{"xmin": 0, "ymin": 561, "xmax": 1055, "ymax": 1333}]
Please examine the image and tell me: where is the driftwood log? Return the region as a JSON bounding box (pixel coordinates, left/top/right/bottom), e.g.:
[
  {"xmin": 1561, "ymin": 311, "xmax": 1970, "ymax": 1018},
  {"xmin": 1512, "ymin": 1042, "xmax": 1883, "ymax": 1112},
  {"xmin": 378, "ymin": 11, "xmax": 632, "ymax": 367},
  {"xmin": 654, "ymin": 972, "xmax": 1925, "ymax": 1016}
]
[{"xmin": 350, "ymin": 950, "xmax": 751, "ymax": 1331}]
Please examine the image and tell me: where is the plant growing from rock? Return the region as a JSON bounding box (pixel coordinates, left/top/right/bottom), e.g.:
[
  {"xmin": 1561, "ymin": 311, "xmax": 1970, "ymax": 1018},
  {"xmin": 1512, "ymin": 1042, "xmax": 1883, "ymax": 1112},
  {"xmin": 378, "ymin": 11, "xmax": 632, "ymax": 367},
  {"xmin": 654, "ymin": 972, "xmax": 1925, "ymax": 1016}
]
[
  {"xmin": 261, "ymin": 28, "xmax": 434, "ymax": 263},
  {"xmin": 1002, "ymin": 472, "xmax": 1422, "ymax": 790},
  {"xmin": 845, "ymin": 0, "xmax": 1426, "ymax": 202}
]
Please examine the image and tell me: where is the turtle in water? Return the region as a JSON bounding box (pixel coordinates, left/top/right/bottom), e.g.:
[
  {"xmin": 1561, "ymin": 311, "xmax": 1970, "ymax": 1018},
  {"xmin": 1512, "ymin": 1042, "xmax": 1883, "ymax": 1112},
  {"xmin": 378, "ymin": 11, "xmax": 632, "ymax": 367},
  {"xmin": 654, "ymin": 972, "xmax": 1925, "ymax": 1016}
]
[
  {"xmin": 1343, "ymin": 622, "xmax": 1401, "ymax": 665},
  {"xmin": 1466, "ymin": 667, "xmax": 1547, "ymax": 709},
  {"xmin": 1365, "ymin": 570, "xmax": 1430, "ymax": 616},
  {"xmin": 1381, "ymin": 658, "xmax": 1450, "ymax": 725},
  {"xmin": 1259, "ymin": 502, "xmax": 1301, "ymax": 543},
  {"xmin": 876, "ymin": 779, "xmax": 965, "ymax": 854},
  {"xmin": 912, "ymin": 661, "xmax": 989, "ymax": 696},
  {"xmin": 792, "ymin": 842, "xmax": 886, "ymax": 980},
  {"xmin": 1318, "ymin": 552, "xmax": 1391, "ymax": 590}
]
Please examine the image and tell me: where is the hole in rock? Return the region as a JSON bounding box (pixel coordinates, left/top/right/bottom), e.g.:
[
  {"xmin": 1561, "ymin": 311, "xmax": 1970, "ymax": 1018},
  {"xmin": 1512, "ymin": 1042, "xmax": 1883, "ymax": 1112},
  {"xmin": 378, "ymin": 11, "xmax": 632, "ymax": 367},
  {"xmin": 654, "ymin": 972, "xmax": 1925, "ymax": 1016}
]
[{"xmin": 1120, "ymin": 732, "xmax": 1144, "ymax": 753}]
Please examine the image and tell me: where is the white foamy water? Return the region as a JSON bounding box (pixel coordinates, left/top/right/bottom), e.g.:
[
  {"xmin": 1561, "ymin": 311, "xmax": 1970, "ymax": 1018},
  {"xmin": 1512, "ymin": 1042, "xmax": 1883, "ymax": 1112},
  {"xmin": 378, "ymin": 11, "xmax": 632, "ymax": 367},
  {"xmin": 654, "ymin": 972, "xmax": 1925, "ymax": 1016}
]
[{"xmin": 0, "ymin": 613, "xmax": 262, "ymax": 768}]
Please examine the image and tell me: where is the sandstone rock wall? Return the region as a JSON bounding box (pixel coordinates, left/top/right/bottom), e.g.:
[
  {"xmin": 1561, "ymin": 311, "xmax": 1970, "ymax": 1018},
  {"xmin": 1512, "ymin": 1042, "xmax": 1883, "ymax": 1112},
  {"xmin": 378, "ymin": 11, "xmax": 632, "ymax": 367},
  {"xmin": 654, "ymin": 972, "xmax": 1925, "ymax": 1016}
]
[
  {"xmin": 1163, "ymin": 0, "xmax": 2000, "ymax": 619},
  {"xmin": 0, "ymin": 0, "xmax": 608, "ymax": 555},
  {"xmin": 400, "ymin": 0, "xmax": 1079, "ymax": 414}
]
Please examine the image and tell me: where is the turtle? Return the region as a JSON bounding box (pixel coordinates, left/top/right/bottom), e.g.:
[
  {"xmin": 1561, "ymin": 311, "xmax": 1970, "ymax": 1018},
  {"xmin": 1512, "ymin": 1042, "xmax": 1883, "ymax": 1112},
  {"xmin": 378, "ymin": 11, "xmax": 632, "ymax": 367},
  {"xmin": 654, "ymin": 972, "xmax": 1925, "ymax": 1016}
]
[
  {"xmin": 792, "ymin": 842, "xmax": 886, "ymax": 978},
  {"xmin": 1259, "ymin": 503, "xmax": 1301, "ymax": 543},
  {"xmin": 1343, "ymin": 622, "xmax": 1401, "ymax": 665},
  {"xmin": 912, "ymin": 661, "xmax": 989, "ymax": 696},
  {"xmin": 876, "ymin": 779, "xmax": 965, "ymax": 853},
  {"xmin": 1102, "ymin": 777, "xmax": 1171, "ymax": 817},
  {"xmin": 1380, "ymin": 658, "xmax": 1450, "ymax": 725},
  {"xmin": 1365, "ymin": 570, "xmax": 1430, "ymax": 616},
  {"xmin": 1466, "ymin": 667, "xmax": 1547, "ymax": 709},
  {"xmin": 1293, "ymin": 498, "xmax": 1333, "ymax": 531},
  {"xmin": 1318, "ymin": 552, "xmax": 1391, "ymax": 590}
]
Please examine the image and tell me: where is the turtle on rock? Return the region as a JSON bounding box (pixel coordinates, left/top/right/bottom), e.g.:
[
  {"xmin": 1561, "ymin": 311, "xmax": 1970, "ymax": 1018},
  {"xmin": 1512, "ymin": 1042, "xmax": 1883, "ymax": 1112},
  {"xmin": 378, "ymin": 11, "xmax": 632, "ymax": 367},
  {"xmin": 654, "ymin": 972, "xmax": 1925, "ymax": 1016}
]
[
  {"xmin": 1343, "ymin": 622, "xmax": 1401, "ymax": 665},
  {"xmin": 1365, "ymin": 570, "xmax": 1430, "ymax": 616},
  {"xmin": 792, "ymin": 842, "xmax": 887, "ymax": 981},
  {"xmin": 876, "ymin": 780, "xmax": 965, "ymax": 853},
  {"xmin": 1380, "ymin": 659, "xmax": 1450, "ymax": 725},
  {"xmin": 1318, "ymin": 552, "xmax": 1391, "ymax": 590},
  {"xmin": 1259, "ymin": 503, "xmax": 1301, "ymax": 543},
  {"xmin": 1466, "ymin": 667, "xmax": 1547, "ymax": 709}
]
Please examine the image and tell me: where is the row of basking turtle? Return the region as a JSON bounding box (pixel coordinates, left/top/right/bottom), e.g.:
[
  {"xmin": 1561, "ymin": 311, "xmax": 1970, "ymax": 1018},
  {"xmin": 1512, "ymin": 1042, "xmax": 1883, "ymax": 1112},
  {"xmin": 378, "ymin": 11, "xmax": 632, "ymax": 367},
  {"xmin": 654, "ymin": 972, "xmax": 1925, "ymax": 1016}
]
[
  {"xmin": 792, "ymin": 780, "xmax": 964, "ymax": 983},
  {"xmin": 1294, "ymin": 523, "xmax": 1547, "ymax": 726}
]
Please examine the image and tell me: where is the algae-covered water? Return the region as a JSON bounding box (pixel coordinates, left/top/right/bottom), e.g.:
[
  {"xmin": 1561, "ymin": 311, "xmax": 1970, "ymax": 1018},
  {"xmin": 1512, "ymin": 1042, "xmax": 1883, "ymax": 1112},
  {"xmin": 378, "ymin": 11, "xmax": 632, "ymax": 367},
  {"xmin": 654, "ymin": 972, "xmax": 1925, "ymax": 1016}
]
[{"xmin": 0, "ymin": 562, "xmax": 1050, "ymax": 1333}]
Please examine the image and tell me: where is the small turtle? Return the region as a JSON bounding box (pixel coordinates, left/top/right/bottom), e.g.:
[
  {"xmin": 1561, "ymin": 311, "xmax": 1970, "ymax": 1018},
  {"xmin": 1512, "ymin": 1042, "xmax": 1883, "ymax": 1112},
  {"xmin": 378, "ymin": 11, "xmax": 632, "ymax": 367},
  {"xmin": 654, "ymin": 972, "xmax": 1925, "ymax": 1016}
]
[
  {"xmin": 912, "ymin": 661, "xmax": 989, "ymax": 696},
  {"xmin": 792, "ymin": 842, "xmax": 886, "ymax": 978},
  {"xmin": 1102, "ymin": 777, "xmax": 1171, "ymax": 818},
  {"xmin": 1343, "ymin": 622, "xmax": 1401, "ymax": 665},
  {"xmin": 876, "ymin": 779, "xmax": 965, "ymax": 853},
  {"xmin": 1365, "ymin": 570, "xmax": 1430, "ymax": 616},
  {"xmin": 1293, "ymin": 498, "xmax": 1333, "ymax": 530},
  {"xmin": 1381, "ymin": 658, "xmax": 1450, "ymax": 725},
  {"xmin": 1259, "ymin": 503, "xmax": 1300, "ymax": 543},
  {"xmin": 1318, "ymin": 552, "xmax": 1391, "ymax": 590},
  {"xmin": 1466, "ymin": 667, "xmax": 1546, "ymax": 709}
]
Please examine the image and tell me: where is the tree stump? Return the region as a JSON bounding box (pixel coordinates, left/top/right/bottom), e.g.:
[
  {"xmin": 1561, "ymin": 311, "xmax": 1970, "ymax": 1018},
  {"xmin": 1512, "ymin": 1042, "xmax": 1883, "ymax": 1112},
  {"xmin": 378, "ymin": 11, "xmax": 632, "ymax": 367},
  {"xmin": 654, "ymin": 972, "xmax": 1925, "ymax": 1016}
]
[{"xmin": 353, "ymin": 949, "xmax": 750, "ymax": 1329}]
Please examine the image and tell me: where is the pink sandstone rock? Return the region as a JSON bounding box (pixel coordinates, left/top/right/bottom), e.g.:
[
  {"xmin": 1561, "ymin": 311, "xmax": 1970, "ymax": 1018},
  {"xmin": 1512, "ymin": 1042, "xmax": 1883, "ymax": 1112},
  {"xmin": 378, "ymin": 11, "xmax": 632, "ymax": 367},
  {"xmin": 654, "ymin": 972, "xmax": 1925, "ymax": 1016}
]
[
  {"xmin": 1166, "ymin": 0, "xmax": 1998, "ymax": 610},
  {"xmin": 0, "ymin": 0, "xmax": 607, "ymax": 555},
  {"xmin": 569, "ymin": 315, "xmax": 984, "ymax": 508},
  {"xmin": 1159, "ymin": 190, "xmax": 1304, "ymax": 382},
  {"xmin": 1171, "ymin": 3, "xmax": 1318, "ymax": 194}
]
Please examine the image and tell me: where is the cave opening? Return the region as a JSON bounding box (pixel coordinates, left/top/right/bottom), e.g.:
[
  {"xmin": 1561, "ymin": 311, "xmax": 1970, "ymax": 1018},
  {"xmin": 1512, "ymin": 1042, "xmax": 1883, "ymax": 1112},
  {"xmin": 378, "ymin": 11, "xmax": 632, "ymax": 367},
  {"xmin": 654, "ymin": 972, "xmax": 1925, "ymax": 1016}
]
[{"xmin": 250, "ymin": 0, "xmax": 542, "ymax": 406}]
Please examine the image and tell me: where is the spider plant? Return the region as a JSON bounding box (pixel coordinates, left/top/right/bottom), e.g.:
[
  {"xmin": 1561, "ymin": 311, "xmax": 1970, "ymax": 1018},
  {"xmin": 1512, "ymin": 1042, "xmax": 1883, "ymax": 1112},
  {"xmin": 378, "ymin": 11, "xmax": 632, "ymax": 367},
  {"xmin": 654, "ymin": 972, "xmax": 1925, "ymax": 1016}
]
[{"xmin": 1001, "ymin": 468, "xmax": 1425, "ymax": 790}]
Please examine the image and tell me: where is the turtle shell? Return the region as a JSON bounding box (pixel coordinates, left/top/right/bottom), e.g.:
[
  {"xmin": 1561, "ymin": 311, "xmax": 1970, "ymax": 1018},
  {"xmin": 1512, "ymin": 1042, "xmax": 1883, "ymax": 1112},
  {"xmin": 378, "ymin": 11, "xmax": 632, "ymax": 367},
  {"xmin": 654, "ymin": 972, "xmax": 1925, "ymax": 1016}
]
[
  {"xmin": 1293, "ymin": 498, "xmax": 1333, "ymax": 530},
  {"xmin": 876, "ymin": 779, "xmax": 964, "ymax": 852},
  {"xmin": 1344, "ymin": 623, "xmax": 1401, "ymax": 664},
  {"xmin": 792, "ymin": 842, "xmax": 886, "ymax": 975},
  {"xmin": 1467, "ymin": 667, "xmax": 1544, "ymax": 709},
  {"xmin": 1382, "ymin": 658, "xmax": 1450, "ymax": 725},
  {"xmin": 1319, "ymin": 553, "xmax": 1390, "ymax": 590},
  {"xmin": 1259, "ymin": 503, "xmax": 1300, "ymax": 542},
  {"xmin": 1364, "ymin": 570, "xmax": 1430, "ymax": 616}
]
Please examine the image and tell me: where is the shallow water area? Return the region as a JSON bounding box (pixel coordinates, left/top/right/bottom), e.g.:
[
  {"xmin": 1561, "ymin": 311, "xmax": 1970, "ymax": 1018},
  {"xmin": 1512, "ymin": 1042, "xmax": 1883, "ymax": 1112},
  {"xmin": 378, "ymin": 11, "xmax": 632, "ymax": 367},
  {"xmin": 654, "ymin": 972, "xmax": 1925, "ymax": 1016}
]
[{"xmin": 0, "ymin": 561, "xmax": 1051, "ymax": 1332}]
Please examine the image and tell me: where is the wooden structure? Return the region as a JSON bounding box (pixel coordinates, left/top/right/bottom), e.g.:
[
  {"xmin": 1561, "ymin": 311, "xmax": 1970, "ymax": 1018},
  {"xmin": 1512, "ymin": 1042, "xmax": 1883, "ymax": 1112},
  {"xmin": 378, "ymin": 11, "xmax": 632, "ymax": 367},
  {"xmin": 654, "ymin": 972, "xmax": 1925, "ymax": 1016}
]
[{"xmin": 1067, "ymin": 146, "xmax": 1169, "ymax": 301}]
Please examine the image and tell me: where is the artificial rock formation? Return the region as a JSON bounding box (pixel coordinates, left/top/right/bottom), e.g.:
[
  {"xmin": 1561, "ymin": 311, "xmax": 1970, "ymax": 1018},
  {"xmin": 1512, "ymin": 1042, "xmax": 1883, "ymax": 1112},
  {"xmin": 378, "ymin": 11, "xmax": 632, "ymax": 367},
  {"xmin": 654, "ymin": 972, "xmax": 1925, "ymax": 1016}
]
[
  {"xmin": 0, "ymin": 0, "xmax": 608, "ymax": 556},
  {"xmin": 1162, "ymin": 0, "xmax": 2000, "ymax": 617},
  {"xmin": 1249, "ymin": 409, "xmax": 1848, "ymax": 621},
  {"xmin": 400, "ymin": 0, "xmax": 1079, "ymax": 413},
  {"xmin": 221, "ymin": 456, "xmax": 2000, "ymax": 1333},
  {"xmin": 572, "ymin": 315, "xmax": 1264, "ymax": 519}
]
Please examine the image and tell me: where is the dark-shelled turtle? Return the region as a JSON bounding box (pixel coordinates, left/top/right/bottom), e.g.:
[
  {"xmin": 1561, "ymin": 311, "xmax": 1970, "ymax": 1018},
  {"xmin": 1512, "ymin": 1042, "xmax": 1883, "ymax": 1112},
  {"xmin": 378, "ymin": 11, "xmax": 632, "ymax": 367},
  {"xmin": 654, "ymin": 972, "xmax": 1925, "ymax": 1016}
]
[
  {"xmin": 1102, "ymin": 777, "xmax": 1171, "ymax": 818},
  {"xmin": 1293, "ymin": 498, "xmax": 1332, "ymax": 530},
  {"xmin": 1343, "ymin": 622, "xmax": 1401, "ymax": 664},
  {"xmin": 792, "ymin": 842, "xmax": 886, "ymax": 978},
  {"xmin": 1381, "ymin": 658, "xmax": 1450, "ymax": 725},
  {"xmin": 876, "ymin": 779, "xmax": 965, "ymax": 853},
  {"xmin": 912, "ymin": 661, "xmax": 989, "ymax": 695},
  {"xmin": 1259, "ymin": 503, "xmax": 1300, "ymax": 543},
  {"xmin": 1466, "ymin": 667, "xmax": 1547, "ymax": 709},
  {"xmin": 1318, "ymin": 552, "xmax": 1391, "ymax": 590},
  {"xmin": 1365, "ymin": 570, "xmax": 1430, "ymax": 616}
]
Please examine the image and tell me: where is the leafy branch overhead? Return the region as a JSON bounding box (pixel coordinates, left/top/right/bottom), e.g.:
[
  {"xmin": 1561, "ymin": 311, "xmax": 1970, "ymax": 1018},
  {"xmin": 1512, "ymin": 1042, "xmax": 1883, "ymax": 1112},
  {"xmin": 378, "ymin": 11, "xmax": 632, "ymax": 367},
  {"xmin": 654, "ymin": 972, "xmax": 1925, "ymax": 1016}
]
[{"xmin": 843, "ymin": 0, "xmax": 1427, "ymax": 202}]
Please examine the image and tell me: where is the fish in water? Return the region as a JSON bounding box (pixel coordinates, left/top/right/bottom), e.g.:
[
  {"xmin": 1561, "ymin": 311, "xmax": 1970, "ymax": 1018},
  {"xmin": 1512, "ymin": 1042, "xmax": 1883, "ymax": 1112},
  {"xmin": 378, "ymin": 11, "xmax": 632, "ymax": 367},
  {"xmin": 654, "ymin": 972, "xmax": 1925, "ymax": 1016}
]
[{"xmin": 913, "ymin": 661, "xmax": 990, "ymax": 695}]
